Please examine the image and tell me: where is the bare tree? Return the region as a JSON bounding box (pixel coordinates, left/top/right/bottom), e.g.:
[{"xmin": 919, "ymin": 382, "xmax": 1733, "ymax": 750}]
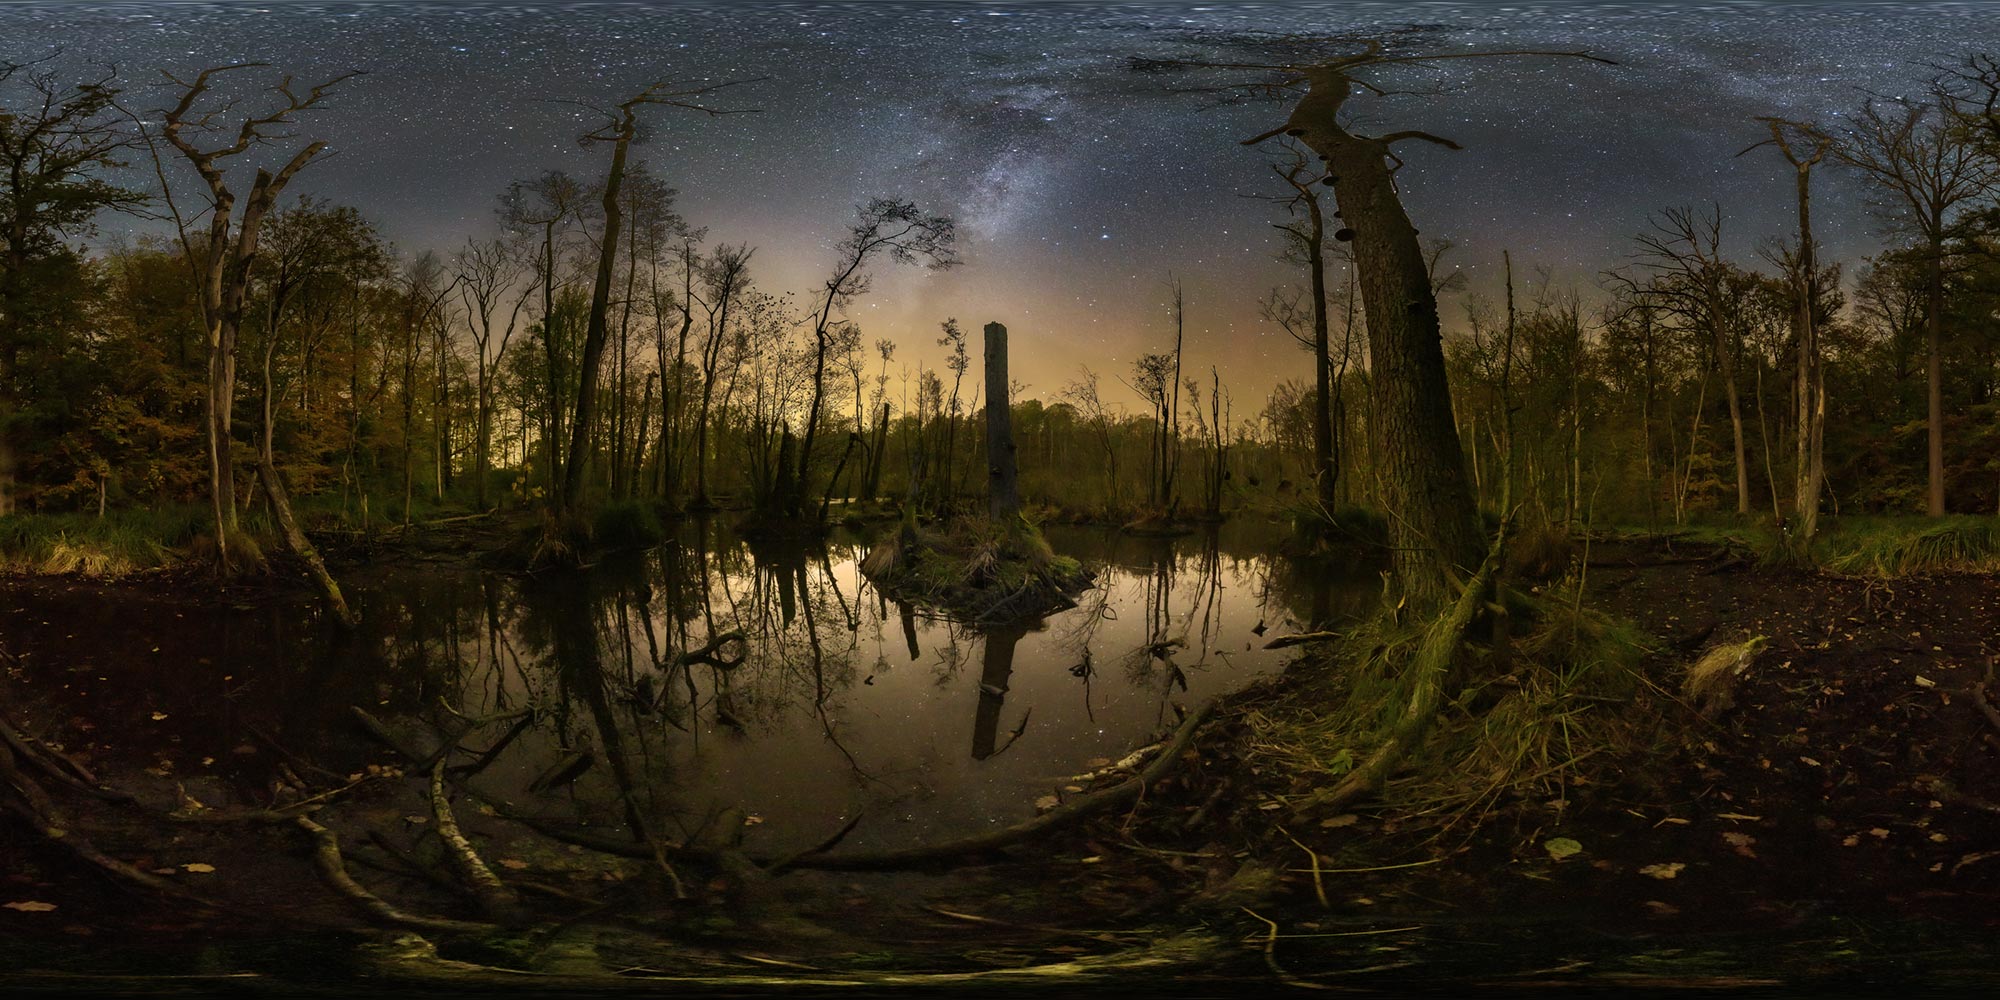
[
  {"xmin": 1622, "ymin": 205, "xmax": 1751, "ymax": 517},
  {"xmin": 154, "ymin": 62, "xmax": 358, "ymax": 590},
  {"xmin": 795, "ymin": 199, "xmax": 957, "ymax": 521},
  {"xmin": 499, "ymin": 169, "xmax": 583, "ymax": 490},
  {"xmin": 690, "ymin": 244, "xmax": 753, "ymax": 509},
  {"xmin": 455, "ymin": 237, "xmax": 533, "ymax": 510},
  {"xmin": 1743, "ymin": 118, "xmax": 1834, "ymax": 539},
  {"xmin": 0, "ymin": 57, "xmax": 145, "ymax": 513},
  {"xmin": 1836, "ymin": 95, "xmax": 1996, "ymax": 516},
  {"xmin": 561, "ymin": 78, "xmax": 756, "ymax": 513},
  {"xmin": 1140, "ymin": 36, "xmax": 1610, "ymax": 596}
]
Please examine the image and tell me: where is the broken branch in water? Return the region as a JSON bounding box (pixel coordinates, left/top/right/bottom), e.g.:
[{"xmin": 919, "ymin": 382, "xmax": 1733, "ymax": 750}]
[
  {"xmin": 1263, "ymin": 631, "xmax": 1343, "ymax": 649},
  {"xmin": 294, "ymin": 815, "xmax": 494, "ymax": 935},
  {"xmin": 429, "ymin": 758, "xmax": 523, "ymax": 923}
]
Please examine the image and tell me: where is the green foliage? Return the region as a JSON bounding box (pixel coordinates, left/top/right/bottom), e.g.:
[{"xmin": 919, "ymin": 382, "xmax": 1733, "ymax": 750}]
[
  {"xmin": 860, "ymin": 512, "xmax": 1090, "ymax": 622},
  {"xmin": 0, "ymin": 506, "xmax": 213, "ymax": 576},
  {"xmin": 1246, "ymin": 569, "xmax": 1655, "ymax": 825},
  {"xmin": 1819, "ymin": 516, "xmax": 2000, "ymax": 576}
]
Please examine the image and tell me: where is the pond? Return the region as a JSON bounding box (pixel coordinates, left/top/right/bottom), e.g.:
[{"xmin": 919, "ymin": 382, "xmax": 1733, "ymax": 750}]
[{"xmin": 0, "ymin": 521, "xmax": 1378, "ymax": 858}]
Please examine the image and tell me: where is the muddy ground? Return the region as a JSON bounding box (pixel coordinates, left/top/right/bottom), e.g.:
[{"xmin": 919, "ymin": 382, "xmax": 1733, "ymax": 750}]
[{"xmin": 1, "ymin": 541, "xmax": 1998, "ymax": 994}]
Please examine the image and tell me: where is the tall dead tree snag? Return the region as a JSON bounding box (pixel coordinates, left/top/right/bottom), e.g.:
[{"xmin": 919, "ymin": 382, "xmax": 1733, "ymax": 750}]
[
  {"xmin": 1148, "ymin": 39, "xmax": 1610, "ymax": 599},
  {"xmin": 1743, "ymin": 119, "xmax": 1833, "ymax": 541},
  {"xmin": 984, "ymin": 321, "xmax": 1020, "ymax": 520},
  {"xmin": 560, "ymin": 78, "xmax": 756, "ymax": 513},
  {"xmin": 155, "ymin": 64, "xmax": 357, "ymax": 607}
]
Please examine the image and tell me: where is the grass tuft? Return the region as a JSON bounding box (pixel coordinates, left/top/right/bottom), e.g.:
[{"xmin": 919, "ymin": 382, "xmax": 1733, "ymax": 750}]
[{"xmin": 1818, "ymin": 516, "xmax": 2000, "ymax": 577}]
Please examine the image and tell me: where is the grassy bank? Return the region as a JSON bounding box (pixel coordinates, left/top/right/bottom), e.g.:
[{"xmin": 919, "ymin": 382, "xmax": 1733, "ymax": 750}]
[
  {"xmin": 0, "ymin": 507, "xmax": 215, "ymax": 576},
  {"xmin": 1600, "ymin": 514, "xmax": 2000, "ymax": 578}
]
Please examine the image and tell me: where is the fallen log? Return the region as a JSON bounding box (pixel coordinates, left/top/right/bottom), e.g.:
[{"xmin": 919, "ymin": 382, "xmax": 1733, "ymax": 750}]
[
  {"xmin": 350, "ymin": 699, "xmax": 1217, "ymax": 873},
  {"xmin": 294, "ymin": 815, "xmax": 494, "ymax": 935}
]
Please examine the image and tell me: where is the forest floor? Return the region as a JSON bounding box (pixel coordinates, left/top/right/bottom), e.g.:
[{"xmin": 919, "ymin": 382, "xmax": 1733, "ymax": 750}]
[{"xmin": 1, "ymin": 539, "xmax": 1998, "ymax": 994}]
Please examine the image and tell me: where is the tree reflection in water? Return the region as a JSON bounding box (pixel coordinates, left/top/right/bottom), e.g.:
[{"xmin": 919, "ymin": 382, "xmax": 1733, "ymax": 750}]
[{"xmin": 354, "ymin": 519, "xmax": 1375, "ymax": 854}]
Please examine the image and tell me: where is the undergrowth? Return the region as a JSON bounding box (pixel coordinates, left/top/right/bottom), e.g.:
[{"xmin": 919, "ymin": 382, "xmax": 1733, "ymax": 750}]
[
  {"xmin": 1245, "ymin": 563, "xmax": 1657, "ymax": 834},
  {"xmin": 0, "ymin": 507, "xmax": 216, "ymax": 577},
  {"xmin": 860, "ymin": 511, "xmax": 1092, "ymax": 622},
  {"xmin": 1816, "ymin": 516, "xmax": 2000, "ymax": 577}
]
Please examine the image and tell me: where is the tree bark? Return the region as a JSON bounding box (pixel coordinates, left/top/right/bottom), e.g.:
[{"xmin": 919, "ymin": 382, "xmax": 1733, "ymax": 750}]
[
  {"xmin": 984, "ymin": 322, "xmax": 1021, "ymax": 519},
  {"xmin": 1279, "ymin": 68, "xmax": 1482, "ymax": 600},
  {"xmin": 561, "ymin": 111, "xmax": 634, "ymax": 511}
]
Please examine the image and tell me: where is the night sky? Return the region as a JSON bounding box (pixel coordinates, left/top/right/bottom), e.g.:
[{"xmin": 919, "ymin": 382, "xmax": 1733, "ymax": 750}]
[{"xmin": 5, "ymin": 1, "xmax": 1994, "ymax": 406}]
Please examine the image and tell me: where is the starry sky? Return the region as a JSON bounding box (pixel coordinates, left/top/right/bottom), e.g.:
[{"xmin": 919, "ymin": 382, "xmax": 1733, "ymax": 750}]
[{"xmin": 5, "ymin": 0, "xmax": 1996, "ymax": 407}]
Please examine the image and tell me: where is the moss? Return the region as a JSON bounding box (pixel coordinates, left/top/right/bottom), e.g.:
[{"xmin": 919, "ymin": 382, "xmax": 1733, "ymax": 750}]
[
  {"xmin": 861, "ymin": 512, "xmax": 1093, "ymax": 623},
  {"xmin": 1247, "ymin": 569, "xmax": 1656, "ymax": 827}
]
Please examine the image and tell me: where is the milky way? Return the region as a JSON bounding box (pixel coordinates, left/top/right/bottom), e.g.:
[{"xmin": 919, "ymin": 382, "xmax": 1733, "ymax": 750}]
[{"xmin": 4, "ymin": 1, "xmax": 1993, "ymax": 403}]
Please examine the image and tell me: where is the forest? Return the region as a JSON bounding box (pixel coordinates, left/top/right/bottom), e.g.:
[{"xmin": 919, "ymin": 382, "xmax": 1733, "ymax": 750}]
[{"xmin": 4, "ymin": 6, "xmax": 2000, "ymax": 994}]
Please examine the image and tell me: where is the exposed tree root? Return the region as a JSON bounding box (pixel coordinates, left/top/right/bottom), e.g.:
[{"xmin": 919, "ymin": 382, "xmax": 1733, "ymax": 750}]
[
  {"xmin": 1302, "ymin": 526, "xmax": 1508, "ymax": 815},
  {"xmin": 293, "ymin": 815, "xmax": 494, "ymax": 935}
]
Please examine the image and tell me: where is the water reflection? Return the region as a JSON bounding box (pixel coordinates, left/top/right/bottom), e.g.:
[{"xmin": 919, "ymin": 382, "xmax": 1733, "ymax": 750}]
[{"xmin": 336, "ymin": 522, "xmax": 1376, "ymax": 854}]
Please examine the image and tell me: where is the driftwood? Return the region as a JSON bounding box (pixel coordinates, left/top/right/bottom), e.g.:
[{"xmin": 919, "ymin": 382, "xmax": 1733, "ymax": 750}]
[
  {"xmin": 789, "ymin": 699, "xmax": 1216, "ymax": 871},
  {"xmin": 0, "ymin": 715, "xmax": 137, "ymax": 805},
  {"xmin": 294, "ymin": 815, "xmax": 494, "ymax": 934},
  {"xmin": 1262, "ymin": 631, "xmax": 1342, "ymax": 650},
  {"xmin": 429, "ymin": 759, "xmax": 523, "ymax": 922},
  {"xmin": 351, "ymin": 699, "xmax": 1217, "ymax": 873},
  {"xmin": 0, "ymin": 740, "xmax": 198, "ymax": 899}
]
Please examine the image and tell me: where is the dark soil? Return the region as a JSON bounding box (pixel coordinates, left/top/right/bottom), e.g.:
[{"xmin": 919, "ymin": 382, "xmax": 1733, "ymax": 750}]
[{"xmin": 3, "ymin": 541, "xmax": 1999, "ymax": 993}]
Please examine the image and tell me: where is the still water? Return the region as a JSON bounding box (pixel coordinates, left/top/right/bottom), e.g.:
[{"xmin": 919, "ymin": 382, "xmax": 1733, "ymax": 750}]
[{"xmin": 3, "ymin": 522, "xmax": 1375, "ymax": 856}]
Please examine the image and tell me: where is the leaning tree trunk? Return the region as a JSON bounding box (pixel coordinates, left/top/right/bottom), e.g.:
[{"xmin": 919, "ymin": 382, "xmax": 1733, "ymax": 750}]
[
  {"xmin": 984, "ymin": 321, "xmax": 1021, "ymax": 520},
  {"xmin": 561, "ymin": 119, "xmax": 633, "ymax": 512},
  {"xmin": 1282, "ymin": 67, "xmax": 1483, "ymax": 601},
  {"xmin": 1307, "ymin": 194, "xmax": 1338, "ymax": 510},
  {"xmin": 260, "ymin": 347, "xmax": 357, "ymax": 627}
]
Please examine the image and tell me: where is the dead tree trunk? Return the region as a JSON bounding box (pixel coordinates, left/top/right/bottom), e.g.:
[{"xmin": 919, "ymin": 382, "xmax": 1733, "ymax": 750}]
[
  {"xmin": 1261, "ymin": 65, "xmax": 1484, "ymax": 599},
  {"xmin": 983, "ymin": 321, "xmax": 1021, "ymax": 520}
]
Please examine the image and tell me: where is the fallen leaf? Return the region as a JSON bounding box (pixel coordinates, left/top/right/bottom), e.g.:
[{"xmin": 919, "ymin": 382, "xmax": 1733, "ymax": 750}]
[
  {"xmin": 1034, "ymin": 795, "xmax": 1060, "ymax": 814},
  {"xmin": 1319, "ymin": 814, "xmax": 1359, "ymax": 829},
  {"xmin": 1798, "ymin": 756, "xmax": 1822, "ymax": 768},
  {"xmin": 149, "ymin": 712, "xmax": 168, "ymax": 722},
  {"xmin": 1642, "ymin": 900, "xmax": 1679, "ymax": 917},
  {"xmin": 1638, "ymin": 862, "xmax": 1685, "ymax": 880},
  {"xmin": 181, "ymin": 863, "xmax": 215, "ymax": 874},
  {"xmin": 742, "ymin": 815, "xmax": 764, "ymax": 826},
  {"xmin": 3, "ymin": 901, "xmax": 56, "ymax": 913},
  {"xmin": 497, "ymin": 859, "xmax": 530, "ymax": 870},
  {"xmin": 1721, "ymin": 832, "xmax": 1758, "ymax": 858},
  {"xmin": 1915, "ymin": 675, "xmax": 1936, "ymax": 689},
  {"xmin": 1544, "ymin": 837, "xmax": 1584, "ymax": 861}
]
